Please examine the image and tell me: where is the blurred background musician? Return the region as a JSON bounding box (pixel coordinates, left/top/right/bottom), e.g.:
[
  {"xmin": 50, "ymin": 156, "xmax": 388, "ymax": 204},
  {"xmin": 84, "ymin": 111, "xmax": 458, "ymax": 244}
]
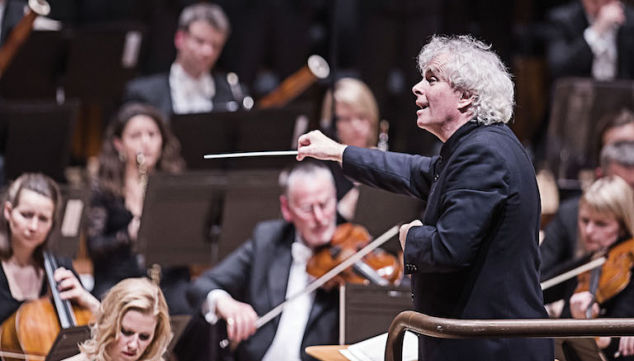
[
  {"xmin": 63, "ymin": 277, "xmax": 172, "ymax": 361},
  {"xmin": 541, "ymin": 139, "xmax": 634, "ymax": 282},
  {"xmin": 555, "ymin": 176, "xmax": 634, "ymax": 360},
  {"xmin": 546, "ymin": 0, "xmax": 634, "ymax": 81},
  {"xmin": 123, "ymin": 2, "xmax": 247, "ymax": 118},
  {"xmin": 183, "ymin": 162, "xmax": 340, "ymax": 361},
  {"xmin": 85, "ymin": 103, "xmax": 189, "ymax": 314},
  {"xmin": 0, "ymin": 173, "xmax": 98, "ymax": 324},
  {"xmin": 319, "ymin": 77, "xmax": 381, "ymax": 221}
]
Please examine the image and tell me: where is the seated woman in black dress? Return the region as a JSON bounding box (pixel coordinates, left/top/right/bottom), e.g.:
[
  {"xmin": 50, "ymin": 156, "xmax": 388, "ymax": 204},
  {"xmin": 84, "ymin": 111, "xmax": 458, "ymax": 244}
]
[
  {"xmin": 86, "ymin": 103, "xmax": 189, "ymax": 314},
  {"xmin": 0, "ymin": 173, "xmax": 99, "ymax": 324}
]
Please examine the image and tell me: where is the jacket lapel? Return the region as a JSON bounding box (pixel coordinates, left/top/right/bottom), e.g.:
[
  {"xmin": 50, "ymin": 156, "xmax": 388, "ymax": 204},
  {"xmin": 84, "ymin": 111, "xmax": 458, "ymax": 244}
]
[{"xmin": 267, "ymin": 227, "xmax": 294, "ymax": 328}]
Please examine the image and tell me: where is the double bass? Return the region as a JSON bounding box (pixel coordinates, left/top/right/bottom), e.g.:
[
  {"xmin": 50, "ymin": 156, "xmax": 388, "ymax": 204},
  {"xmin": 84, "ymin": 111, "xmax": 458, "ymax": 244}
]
[{"xmin": 0, "ymin": 252, "xmax": 92, "ymax": 361}]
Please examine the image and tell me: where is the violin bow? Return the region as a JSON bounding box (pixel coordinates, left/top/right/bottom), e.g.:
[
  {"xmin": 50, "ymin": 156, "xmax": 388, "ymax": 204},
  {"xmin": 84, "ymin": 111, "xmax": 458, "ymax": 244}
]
[
  {"xmin": 257, "ymin": 224, "xmax": 399, "ymax": 327},
  {"xmin": 219, "ymin": 224, "xmax": 400, "ymax": 348},
  {"xmin": 0, "ymin": 350, "xmax": 46, "ymax": 360},
  {"xmin": 540, "ymin": 257, "xmax": 606, "ymax": 290}
]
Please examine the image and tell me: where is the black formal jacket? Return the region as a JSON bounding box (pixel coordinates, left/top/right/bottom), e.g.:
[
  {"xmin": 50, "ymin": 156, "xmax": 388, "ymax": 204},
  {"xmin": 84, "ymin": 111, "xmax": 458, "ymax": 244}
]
[
  {"xmin": 540, "ymin": 196, "xmax": 580, "ymax": 281},
  {"xmin": 187, "ymin": 220, "xmax": 339, "ymax": 361},
  {"xmin": 123, "ymin": 71, "xmax": 243, "ymax": 119},
  {"xmin": 547, "ymin": 1, "xmax": 634, "ymax": 79},
  {"xmin": 86, "ymin": 185, "xmax": 192, "ymax": 315},
  {"xmin": 342, "ymin": 122, "xmax": 554, "ymax": 361}
]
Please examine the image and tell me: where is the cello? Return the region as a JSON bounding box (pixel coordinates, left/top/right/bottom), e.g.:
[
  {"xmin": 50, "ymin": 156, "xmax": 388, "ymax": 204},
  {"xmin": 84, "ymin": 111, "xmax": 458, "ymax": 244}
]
[{"xmin": 0, "ymin": 252, "xmax": 92, "ymax": 361}]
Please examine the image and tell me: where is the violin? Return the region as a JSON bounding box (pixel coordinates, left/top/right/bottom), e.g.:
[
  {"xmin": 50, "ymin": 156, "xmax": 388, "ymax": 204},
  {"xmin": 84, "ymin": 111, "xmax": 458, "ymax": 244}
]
[
  {"xmin": 574, "ymin": 238, "xmax": 634, "ymax": 317},
  {"xmin": 219, "ymin": 224, "xmax": 401, "ymax": 349},
  {"xmin": 0, "ymin": 252, "xmax": 92, "ymax": 361},
  {"xmin": 306, "ymin": 223, "xmax": 403, "ymax": 288}
]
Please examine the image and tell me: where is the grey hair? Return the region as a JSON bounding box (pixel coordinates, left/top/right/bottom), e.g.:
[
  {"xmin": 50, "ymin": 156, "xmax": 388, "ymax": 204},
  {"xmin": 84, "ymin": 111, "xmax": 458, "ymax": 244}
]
[
  {"xmin": 417, "ymin": 35, "xmax": 514, "ymax": 125},
  {"xmin": 600, "ymin": 140, "xmax": 634, "ymax": 170},
  {"xmin": 178, "ymin": 3, "xmax": 230, "ymax": 36},
  {"xmin": 279, "ymin": 162, "xmax": 334, "ymax": 198}
]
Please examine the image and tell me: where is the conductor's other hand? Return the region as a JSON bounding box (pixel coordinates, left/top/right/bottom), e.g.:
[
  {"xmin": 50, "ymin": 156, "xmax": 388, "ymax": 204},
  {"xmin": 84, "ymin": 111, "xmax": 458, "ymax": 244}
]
[
  {"xmin": 399, "ymin": 220, "xmax": 422, "ymax": 250},
  {"xmin": 216, "ymin": 294, "xmax": 258, "ymax": 343},
  {"xmin": 297, "ymin": 130, "xmax": 347, "ymax": 162}
]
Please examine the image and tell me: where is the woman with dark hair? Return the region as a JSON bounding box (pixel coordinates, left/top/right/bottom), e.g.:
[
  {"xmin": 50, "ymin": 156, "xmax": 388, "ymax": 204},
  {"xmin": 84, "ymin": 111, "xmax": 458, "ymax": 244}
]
[
  {"xmin": 0, "ymin": 173, "xmax": 99, "ymax": 324},
  {"xmin": 86, "ymin": 103, "xmax": 189, "ymax": 314}
]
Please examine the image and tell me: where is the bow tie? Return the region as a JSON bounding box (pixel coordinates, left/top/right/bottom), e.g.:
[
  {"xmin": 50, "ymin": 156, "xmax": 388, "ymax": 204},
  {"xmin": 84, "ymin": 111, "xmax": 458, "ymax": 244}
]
[{"xmin": 292, "ymin": 242, "xmax": 313, "ymax": 264}]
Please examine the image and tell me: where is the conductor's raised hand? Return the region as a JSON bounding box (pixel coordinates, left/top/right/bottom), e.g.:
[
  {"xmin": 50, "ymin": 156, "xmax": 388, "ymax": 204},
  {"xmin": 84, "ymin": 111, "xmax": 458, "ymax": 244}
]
[
  {"xmin": 215, "ymin": 293, "xmax": 258, "ymax": 343},
  {"xmin": 296, "ymin": 130, "xmax": 347, "ymax": 162}
]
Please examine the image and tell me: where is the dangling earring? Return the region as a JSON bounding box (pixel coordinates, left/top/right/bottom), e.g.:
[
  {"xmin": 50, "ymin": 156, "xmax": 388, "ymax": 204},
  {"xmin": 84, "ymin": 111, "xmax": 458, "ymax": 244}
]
[{"xmin": 118, "ymin": 151, "xmax": 127, "ymax": 162}]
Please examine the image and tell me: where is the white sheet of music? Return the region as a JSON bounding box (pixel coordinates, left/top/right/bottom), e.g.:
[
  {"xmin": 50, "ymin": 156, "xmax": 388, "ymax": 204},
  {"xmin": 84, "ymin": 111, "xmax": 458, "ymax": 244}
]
[{"xmin": 339, "ymin": 331, "xmax": 418, "ymax": 361}]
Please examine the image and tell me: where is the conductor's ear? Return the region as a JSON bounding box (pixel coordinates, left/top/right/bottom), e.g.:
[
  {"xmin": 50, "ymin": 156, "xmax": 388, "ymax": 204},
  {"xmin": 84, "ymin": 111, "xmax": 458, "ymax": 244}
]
[{"xmin": 457, "ymin": 91, "xmax": 474, "ymax": 110}]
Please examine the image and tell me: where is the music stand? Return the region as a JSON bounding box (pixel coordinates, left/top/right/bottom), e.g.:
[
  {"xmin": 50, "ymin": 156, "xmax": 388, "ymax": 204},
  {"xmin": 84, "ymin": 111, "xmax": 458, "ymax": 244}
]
[
  {"xmin": 0, "ymin": 30, "xmax": 65, "ymax": 99},
  {"xmin": 352, "ymin": 185, "xmax": 424, "ymax": 254},
  {"xmin": 62, "ymin": 23, "xmax": 146, "ymax": 102},
  {"xmin": 137, "ymin": 171, "xmax": 227, "ymax": 267},
  {"xmin": 340, "ymin": 283, "xmax": 413, "ymax": 344},
  {"xmin": 0, "ymin": 100, "xmax": 79, "ymax": 183},
  {"xmin": 44, "ymin": 326, "xmax": 91, "ymax": 361},
  {"xmin": 546, "ymin": 77, "xmax": 634, "ymax": 183},
  {"xmin": 49, "ymin": 184, "xmax": 91, "ymax": 259},
  {"xmin": 217, "ymin": 169, "xmax": 283, "ymax": 261},
  {"xmin": 171, "ymin": 106, "xmax": 309, "ymax": 170}
]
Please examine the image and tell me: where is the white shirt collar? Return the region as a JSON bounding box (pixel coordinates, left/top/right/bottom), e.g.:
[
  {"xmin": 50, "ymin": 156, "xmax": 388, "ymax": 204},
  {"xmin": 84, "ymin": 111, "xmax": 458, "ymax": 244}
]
[{"xmin": 169, "ymin": 62, "xmax": 215, "ymax": 114}]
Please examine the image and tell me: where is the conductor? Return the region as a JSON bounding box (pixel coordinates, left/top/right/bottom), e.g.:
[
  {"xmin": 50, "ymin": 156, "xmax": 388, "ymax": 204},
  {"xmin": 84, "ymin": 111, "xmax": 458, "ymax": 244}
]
[{"xmin": 296, "ymin": 35, "xmax": 554, "ymax": 361}]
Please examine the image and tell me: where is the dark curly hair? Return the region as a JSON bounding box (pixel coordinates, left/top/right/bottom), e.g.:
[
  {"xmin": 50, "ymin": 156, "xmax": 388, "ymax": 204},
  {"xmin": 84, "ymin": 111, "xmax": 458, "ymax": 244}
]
[{"xmin": 97, "ymin": 103, "xmax": 185, "ymax": 197}]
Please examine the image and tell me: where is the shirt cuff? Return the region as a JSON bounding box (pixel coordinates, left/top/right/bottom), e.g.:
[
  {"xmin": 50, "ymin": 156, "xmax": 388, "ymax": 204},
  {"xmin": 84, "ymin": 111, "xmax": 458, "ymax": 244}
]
[
  {"xmin": 584, "ymin": 26, "xmax": 608, "ymax": 54},
  {"xmin": 202, "ymin": 289, "xmax": 231, "ymax": 324}
]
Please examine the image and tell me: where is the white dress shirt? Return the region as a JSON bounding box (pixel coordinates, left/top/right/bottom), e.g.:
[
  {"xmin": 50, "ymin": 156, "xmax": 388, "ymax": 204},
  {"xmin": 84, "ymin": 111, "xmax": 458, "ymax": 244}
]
[
  {"xmin": 203, "ymin": 237, "xmax": 315, "ymax": 361},
  {"xmin": 584, "ymin": 18, "xmax": 618, "ymax": 81},
  {"xmin": 169, "ymin": 62, "xmax": 215, "ymax": 114}
]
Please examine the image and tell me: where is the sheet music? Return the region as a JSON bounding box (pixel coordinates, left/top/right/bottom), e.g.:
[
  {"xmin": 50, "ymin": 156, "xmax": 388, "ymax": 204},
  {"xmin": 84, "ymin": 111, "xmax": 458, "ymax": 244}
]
[{"xmin": 339, "ymin": 331, "xmax": 418, "ymax": 361}]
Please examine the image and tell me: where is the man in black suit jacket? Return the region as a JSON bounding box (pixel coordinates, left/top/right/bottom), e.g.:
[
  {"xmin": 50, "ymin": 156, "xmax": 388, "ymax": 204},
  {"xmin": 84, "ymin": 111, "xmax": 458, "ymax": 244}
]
[
  {"xmin": 186, "ymin": 162, "xmax": 339, "ymax": 361},
  {"xmin": 546, "ymin": 0, "xmax": 634, "ymax": 80},
  {"xmin": 124, "ymin": 3, "xmax": 247, "ymax": 118},
  {"xmin": 297, "ymin": 35, "xmax": 553, "ymax": 361}
]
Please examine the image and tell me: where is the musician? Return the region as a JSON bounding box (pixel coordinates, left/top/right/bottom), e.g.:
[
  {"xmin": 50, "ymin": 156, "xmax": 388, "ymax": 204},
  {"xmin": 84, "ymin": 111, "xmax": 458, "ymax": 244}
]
[
  {"xmin": 185, "ymin": 162, "xmax": 339, "ymax": 361},
  {"xmin": 65, "ymin": 277, "xmax": 172, "ymax": 361},
  {"xmin": 546, "ymin": 0, "xmax": 634, "ymax": 81},
  {"xmin": 86, "ymin": 103, "xmax": 189, "ymax": 314},
  {"xmin": 562, "ymin": 176, "xmax": 634, "ymax": 360},
  {"xmin": 0, "ymin": 173, "xmax": 99, "ymax": 324},
  {"xmin": 319, "ymin": 77, "xmax": 381, "ymax": 221},
  {"xmin": 296, "ymin": 35, "xmax": 553, "ymax": 361},
  {"xmin": 123, "ymin": 3, "xmax": 248, "ymax": 118},
  {"xmin": 541, "ymin": 140, "xmax": 634, "ymax": 283}
]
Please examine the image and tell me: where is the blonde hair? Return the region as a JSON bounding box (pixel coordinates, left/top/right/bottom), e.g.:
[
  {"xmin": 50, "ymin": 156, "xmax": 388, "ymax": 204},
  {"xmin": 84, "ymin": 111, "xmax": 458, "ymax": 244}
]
[
  {"xmin": 321, "ymin": 78, "xmax": 380, "ymax": 147},
  {"xmin": 580, "ymin": 176, "xmax": 634, "ymax": 238},
  {"xmin": 80, "ymin": 278, "xmax": 172, "ymax": 361}
]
